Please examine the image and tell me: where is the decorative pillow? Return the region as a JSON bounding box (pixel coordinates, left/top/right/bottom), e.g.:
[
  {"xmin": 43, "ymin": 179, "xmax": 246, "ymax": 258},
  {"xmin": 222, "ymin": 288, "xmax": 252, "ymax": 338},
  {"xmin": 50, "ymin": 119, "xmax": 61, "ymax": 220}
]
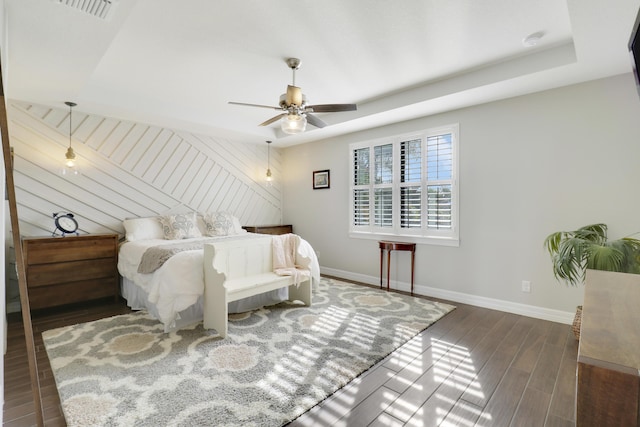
[
  {"xmin": 158, "ymin": 212, "xmax": 202, "ymax": 240},
  {"xmin": 201, "ymin": 212, "xmax": 237, "ymax": 236},
  {"xmin": 123, "ymin": 217, "xmax": 164, "ymax": 241}
]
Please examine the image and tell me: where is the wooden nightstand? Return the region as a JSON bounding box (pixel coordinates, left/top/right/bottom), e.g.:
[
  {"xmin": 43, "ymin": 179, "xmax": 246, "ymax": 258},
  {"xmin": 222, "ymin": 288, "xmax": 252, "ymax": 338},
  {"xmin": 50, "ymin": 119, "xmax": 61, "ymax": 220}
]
[
  {"xmin": 242, "ymin": 225, "xmax": 293, "ymax": 235},
  {"xmin": 22, "ymin": 234, "xmax": 119, "ymax": 310}
]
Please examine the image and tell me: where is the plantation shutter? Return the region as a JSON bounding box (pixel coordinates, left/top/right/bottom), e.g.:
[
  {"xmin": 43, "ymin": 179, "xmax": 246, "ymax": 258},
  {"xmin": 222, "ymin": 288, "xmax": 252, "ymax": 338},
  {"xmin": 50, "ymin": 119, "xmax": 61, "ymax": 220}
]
[
  {"xmin": 400, "ymin": 139, "xmax": 421, "ymax": 228},
  {"xmin": 374, "ymin": 144, "xmax": 393, "ymax": 227},
  {"xmin": 374, "ymin": 144, "xmax": 393, "ymax": 184},
  {"xmin": 353, "ymin": 189, "xmax": 370, "ymax": 226},
  {"xmin": 353, "ymin": 148, "xmax": 370, "ymax": 226},
  {"xmin": 349, "ymin": 124, "xmax": 458, "ymax": 244},
  {"xmin": 426, "ymin": 134, "xmax": 453, "ymax": 229},
  {"xmin": 374, "ymin": 188, "xmax": 392, "ymax": 227}
]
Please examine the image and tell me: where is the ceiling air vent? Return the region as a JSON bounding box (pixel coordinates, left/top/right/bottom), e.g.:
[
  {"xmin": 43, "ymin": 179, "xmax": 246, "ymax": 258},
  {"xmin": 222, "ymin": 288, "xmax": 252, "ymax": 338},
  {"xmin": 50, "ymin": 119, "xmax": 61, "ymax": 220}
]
[{"xmin": 53, "ymin": 0, "xmax": 116, "ymax": 20}]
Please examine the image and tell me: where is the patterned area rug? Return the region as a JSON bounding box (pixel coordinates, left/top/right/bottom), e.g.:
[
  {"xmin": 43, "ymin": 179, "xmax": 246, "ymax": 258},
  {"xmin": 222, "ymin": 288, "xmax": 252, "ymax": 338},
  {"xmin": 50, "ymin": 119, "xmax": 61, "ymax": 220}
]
[{"xmin": 43, "ymin": 277, "xmax": 455, "ymax": 426}]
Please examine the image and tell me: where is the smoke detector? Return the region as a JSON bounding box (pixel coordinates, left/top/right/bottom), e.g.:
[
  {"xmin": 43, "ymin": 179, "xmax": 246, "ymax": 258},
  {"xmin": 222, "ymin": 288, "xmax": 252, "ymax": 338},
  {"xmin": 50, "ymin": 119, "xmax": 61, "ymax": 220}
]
[
  {"xmin": 522, "ymin": 31, "xmax": 545, "ymax": 47},
  {"xmin": 52, "ymin": 0, "xmax": 117, "ymax": 20}
]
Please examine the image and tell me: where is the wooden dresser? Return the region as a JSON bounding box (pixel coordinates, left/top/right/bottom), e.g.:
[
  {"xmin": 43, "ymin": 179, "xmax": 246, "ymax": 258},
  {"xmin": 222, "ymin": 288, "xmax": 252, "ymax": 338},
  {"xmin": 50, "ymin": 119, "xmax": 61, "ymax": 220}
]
[
  {"xmin": 242, "ymin": 224, "xmax": 293, "ymax": 235},
  {"xmin": 22, "ymin": 234, "xmax": 119, "ymax": 310},
  {"xmin": 577, "ymin": 269, "xmax": 640, "ymax": 426}
]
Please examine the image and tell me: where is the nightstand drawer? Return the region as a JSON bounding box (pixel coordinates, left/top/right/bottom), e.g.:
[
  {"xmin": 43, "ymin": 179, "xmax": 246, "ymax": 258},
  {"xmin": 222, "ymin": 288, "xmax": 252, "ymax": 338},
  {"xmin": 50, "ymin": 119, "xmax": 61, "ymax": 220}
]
[
  {"xmin": 28, "ymin": 277, "xmax": 117, "ymax": 310},
  {"xmin": 24, "ymin": 236, "xmax": 116, "ymax": 264},
  {"xmin": 26, "ymin": 258, "xmax": 115, "ymax": 287}
]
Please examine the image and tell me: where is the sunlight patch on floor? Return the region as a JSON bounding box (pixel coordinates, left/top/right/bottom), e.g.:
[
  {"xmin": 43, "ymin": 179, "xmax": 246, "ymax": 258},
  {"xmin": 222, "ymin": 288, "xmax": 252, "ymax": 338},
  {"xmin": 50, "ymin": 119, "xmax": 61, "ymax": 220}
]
[
  {"xmin": 315, "ymin": 305, "xmax": 350, "ymax": 335},
  {"xmin": 380, "ymin": 336, "xmax": 490, "ymax": 426},
  {"xmin": 440, "ymin": 400, "xmax": 488, "ymax": 427},
  {"xmin": 384, "ymin": 336, "xmax": 425, "ymax": 372},
  {"xmin": 343, "ymin": 311, "xmax": 381, "ymax": 349}
]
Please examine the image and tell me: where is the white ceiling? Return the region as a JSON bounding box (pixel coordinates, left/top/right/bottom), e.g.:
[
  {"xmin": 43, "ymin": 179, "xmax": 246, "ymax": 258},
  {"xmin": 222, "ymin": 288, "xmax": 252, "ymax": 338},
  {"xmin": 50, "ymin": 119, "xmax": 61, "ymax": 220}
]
[{"xmin": 3, "ymin": 0, "xmax": 640, "ymax": 147}]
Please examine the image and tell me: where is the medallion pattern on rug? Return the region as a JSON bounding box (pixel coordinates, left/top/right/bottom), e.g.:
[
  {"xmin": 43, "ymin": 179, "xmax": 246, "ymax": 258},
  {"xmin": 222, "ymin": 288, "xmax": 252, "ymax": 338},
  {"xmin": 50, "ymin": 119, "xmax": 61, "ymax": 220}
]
[{"xmin": 43, "ymin": 278, "xmax": 455, "ymax": 426}]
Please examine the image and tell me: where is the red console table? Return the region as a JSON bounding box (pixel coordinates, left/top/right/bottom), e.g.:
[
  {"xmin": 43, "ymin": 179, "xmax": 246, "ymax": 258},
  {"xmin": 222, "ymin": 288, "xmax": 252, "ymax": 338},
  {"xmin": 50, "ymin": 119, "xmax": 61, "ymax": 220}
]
[{"xmin": 379, "ymin": 240, "xmax": 416, "ymax": 295}]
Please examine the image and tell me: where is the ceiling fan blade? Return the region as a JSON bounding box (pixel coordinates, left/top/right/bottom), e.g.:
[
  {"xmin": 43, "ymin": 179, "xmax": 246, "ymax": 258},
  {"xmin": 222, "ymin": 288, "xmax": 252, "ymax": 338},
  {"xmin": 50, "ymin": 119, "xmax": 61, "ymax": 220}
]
[
  {"xmin": 308, "ymin": 103, "xmax": 357, "ymax": 113},
  {"xmin": 259, "ymin": 113, "xmax": 286, "ymax": 127},
  {"xmin": 306, "ymin": 113, "xmax": 327, "ymax": 128},
  {"xmin": 229, "ymin": 101, "xmax": 281, "ymax": 110},
  {"xmin": 286, "ymin": 85, "xmax": 303, "ymax": 106}
]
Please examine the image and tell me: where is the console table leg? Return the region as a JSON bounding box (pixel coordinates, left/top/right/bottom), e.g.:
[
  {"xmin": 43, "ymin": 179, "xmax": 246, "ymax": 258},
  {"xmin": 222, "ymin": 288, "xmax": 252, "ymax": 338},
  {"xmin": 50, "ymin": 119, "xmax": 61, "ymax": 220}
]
[
  {"xmin": 411, "ymin": 249, "xmax": 415, "ymax": 295},
  {"xmin": 387, "ymin": 250, "xmax": 391, "ymax": 291},
  {"xmin": 379, "ymin": 249, "xmax": 383, "ymax": 289}
]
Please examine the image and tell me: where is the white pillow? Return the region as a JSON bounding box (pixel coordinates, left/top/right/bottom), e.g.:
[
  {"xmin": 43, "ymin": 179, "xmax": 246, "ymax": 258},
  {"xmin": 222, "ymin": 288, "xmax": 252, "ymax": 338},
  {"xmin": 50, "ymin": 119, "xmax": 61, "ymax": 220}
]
[
  {"xmin": 201, "ymin": 212, "xmax": 246, "ymax": 236},
  {"xmin": 201, "ymin": 211, "xmax": 233, "ymax": 236},
  {"xmin": 232, "ymin": 216, "xmax": 247, "ymax": 234},
  {"xmin": 123, "ymin": 217, "xmax": 164, "ymax": 242},
  {"xmin": 158, "ymin": 212, "xmax": 202, "ymax": 240}
]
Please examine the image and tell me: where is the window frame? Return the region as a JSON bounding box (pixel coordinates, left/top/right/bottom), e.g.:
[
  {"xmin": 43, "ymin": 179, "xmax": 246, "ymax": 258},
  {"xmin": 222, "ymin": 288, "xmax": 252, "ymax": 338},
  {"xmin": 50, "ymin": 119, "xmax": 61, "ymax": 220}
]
[{"xmin": 349, "ymin": 124, "xmax": 459, "ymax": 247}]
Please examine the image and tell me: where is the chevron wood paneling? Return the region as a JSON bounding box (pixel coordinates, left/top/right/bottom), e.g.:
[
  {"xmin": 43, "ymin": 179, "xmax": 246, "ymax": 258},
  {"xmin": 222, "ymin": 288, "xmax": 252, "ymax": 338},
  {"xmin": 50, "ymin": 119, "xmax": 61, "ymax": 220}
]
[{"xmin": 7, "ymin": 101, "xmax": 282, "ymax": 238}]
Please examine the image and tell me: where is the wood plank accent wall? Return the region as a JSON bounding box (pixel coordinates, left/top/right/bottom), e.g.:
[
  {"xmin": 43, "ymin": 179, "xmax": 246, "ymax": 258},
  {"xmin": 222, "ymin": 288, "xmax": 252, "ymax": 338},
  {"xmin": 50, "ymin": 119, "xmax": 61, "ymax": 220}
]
[{"xmin": 6, "ymin": 101, "xmax": 282, "ymax": 237}]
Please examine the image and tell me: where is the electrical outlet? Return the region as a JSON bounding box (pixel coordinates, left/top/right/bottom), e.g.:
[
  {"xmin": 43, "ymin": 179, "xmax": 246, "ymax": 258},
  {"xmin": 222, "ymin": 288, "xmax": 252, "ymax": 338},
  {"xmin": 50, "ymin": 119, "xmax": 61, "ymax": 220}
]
[{"xmin": 522, "ymin": 280, "xmax": 531, "ymax": 293}]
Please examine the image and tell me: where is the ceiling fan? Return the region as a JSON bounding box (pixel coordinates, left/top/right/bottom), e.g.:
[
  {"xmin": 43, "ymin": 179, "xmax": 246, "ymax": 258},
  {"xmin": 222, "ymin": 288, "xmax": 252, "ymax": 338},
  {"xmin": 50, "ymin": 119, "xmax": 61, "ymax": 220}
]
[{"xmin": 228, "ymin": 58, "xmax": 357, "ymax": 134}]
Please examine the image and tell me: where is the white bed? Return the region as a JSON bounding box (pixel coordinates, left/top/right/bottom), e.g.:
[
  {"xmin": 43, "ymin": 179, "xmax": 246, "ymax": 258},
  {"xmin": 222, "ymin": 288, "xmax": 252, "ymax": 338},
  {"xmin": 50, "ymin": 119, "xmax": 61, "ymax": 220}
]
[{"xmin": 117, "ymin": 212, "xmax": 320, "ymax": 332}]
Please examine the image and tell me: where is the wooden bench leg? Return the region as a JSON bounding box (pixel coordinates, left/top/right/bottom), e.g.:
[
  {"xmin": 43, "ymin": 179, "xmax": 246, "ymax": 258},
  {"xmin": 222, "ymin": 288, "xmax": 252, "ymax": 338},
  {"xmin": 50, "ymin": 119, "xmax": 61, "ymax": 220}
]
[
  {"xmin": 203, "ymin": 290, "xmax": 229, "ymax": 338},
  {"xmin": 288, "ymin": 279, "xmax": 312, "ymax": 306}
]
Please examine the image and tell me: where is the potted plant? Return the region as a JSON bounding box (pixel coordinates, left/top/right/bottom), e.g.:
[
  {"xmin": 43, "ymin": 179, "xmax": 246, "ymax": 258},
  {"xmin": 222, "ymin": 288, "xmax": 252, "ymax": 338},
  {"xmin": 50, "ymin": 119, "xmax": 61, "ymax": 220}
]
[{"xmin": 544, "ymin": 223, "xmax": 640, "ymax": 339}]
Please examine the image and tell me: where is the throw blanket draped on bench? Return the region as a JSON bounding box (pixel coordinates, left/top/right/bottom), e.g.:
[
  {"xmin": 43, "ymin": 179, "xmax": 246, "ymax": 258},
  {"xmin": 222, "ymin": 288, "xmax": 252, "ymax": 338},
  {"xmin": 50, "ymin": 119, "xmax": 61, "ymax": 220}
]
[{"xmin": 272, "ymin": 233, "xmax": 311, "ymax": 286}]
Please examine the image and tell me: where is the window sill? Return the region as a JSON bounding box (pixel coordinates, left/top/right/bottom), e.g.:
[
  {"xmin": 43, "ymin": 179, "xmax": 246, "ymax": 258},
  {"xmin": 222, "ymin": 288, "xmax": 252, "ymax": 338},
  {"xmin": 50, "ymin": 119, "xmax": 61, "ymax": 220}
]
[{"xmin": 349, "ymin": 231, "xmax": 459, "ymax": 247}]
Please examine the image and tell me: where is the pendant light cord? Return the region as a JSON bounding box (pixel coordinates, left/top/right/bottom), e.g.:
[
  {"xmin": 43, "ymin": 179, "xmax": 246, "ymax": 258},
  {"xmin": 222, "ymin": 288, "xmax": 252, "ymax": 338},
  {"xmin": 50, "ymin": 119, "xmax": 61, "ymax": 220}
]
[{"xmin": 64, "ymin": 101, "xmax": 77, "ymax": 149}]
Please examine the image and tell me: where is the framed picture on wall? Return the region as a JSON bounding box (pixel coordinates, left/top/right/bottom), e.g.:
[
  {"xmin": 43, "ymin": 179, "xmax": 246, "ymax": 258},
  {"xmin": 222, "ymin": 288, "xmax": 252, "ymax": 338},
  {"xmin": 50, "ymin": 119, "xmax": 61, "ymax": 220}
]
[{"xmin": 313, "ymin": 169, "xmax": 330, "ymax": 189}]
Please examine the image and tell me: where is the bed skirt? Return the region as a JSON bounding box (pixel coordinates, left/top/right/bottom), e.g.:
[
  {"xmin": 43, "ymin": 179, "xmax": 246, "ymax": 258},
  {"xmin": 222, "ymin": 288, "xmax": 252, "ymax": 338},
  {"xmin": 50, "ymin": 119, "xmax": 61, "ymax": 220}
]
[{"xmin": 120, "ymin": 277, "xmax": 289, "ymax": 332}]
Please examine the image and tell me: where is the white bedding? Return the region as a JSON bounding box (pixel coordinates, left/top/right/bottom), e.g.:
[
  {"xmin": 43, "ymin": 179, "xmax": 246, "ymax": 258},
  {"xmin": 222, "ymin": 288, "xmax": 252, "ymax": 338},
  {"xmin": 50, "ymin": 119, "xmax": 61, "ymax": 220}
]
[{"xmin": 118, "ymin": 233, "xmax": 320, "ymax": 331}]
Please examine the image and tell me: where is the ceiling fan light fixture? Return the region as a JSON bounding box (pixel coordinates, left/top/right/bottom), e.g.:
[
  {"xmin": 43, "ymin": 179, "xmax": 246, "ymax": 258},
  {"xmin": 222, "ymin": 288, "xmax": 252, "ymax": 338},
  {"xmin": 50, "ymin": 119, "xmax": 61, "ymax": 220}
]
[
  {"xmin": 281, "ymin": 113, "xmax": 307, "ymax": 134},
  {"xmin": 229, "ymin": 57, "xmax": 356, "ymax": 133}
]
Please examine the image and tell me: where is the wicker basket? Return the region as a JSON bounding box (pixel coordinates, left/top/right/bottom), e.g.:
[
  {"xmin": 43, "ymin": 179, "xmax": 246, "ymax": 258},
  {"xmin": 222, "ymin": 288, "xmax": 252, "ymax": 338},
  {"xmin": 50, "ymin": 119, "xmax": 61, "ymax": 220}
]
[{"xmin": 571, "ymin": 305, "xmax": 582, "ymax": 340}]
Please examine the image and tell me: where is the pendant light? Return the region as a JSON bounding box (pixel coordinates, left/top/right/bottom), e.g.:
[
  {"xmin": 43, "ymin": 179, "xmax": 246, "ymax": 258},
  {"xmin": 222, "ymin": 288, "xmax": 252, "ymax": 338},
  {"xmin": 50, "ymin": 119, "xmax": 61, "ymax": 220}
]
[
  {"xmin": 265, "ymin": 140, "xmax": 273, "ymax": 186},
  {"xmin": 61, "ymin": 101, "xmax": 80, "ymax": 176}
]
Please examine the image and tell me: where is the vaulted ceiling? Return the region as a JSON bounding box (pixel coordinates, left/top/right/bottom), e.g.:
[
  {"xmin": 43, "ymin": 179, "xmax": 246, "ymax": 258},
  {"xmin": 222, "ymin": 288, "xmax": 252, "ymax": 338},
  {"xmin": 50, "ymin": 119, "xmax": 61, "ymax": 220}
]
[{"xmin": 3, "ymin": 0, "xmax": 639, "ymax": 147}]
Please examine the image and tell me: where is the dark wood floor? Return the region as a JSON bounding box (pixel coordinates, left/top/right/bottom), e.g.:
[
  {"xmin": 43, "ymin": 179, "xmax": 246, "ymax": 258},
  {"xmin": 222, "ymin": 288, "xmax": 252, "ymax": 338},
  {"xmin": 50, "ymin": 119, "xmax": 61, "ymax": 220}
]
[
  {"xmin": 4, "ymin": 300, "xmax": 132, "ymax": 427},
  {"xmin": 3, "ymin": 289, "xmax": 577, "ymax": 427}
]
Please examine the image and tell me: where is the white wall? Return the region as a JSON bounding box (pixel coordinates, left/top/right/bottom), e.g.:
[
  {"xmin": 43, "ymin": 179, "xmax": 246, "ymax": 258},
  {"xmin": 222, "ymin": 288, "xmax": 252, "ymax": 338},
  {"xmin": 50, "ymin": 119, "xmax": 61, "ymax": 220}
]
[
  {"xmin": 7, "ymin": 102, "xmax": 285, "ymax": 237},
  {"xmin": 282, "ymin": 73, "xmax": 640, "ymax": 323}
]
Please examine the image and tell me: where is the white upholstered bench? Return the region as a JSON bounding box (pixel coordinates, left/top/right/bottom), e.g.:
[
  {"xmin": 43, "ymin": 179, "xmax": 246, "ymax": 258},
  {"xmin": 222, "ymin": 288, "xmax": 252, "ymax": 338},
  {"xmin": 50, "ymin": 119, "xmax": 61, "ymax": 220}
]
[{"xmin": 203, "ymin": 235, "xmax": 312, "ymax": 338}]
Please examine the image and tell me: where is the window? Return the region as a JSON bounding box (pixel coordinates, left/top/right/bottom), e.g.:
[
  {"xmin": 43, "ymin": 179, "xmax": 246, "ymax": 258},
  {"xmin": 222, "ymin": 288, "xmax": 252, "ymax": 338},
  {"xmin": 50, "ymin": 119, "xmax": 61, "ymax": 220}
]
[{"xmin": 349, "ymin": 124, "xmax": 459, "ymax": 246}]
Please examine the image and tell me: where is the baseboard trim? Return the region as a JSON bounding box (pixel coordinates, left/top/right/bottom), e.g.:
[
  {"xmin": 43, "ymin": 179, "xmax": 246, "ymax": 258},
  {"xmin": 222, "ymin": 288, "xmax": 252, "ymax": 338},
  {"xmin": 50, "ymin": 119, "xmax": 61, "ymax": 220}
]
[{"xmin": 320, "ymin": 267, "xmax": 574, "ymax": 325}]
